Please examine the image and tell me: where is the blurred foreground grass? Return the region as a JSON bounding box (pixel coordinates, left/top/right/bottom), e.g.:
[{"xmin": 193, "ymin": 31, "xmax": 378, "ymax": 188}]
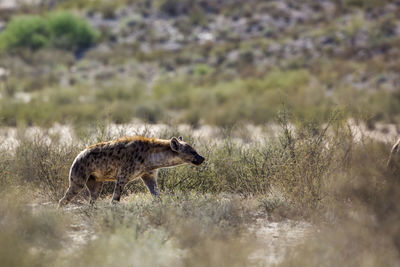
[{"xmin": 0, "ymin": 190, "xmax": 258, "ymax": 267}]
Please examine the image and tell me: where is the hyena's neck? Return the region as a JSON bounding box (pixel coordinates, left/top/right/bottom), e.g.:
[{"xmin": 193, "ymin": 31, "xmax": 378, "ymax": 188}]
[{"xmin": 147, "ymin": 149, "xmax": 184, "ymax": 170}]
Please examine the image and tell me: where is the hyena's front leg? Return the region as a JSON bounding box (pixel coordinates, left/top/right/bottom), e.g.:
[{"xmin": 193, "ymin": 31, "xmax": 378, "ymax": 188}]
[
  {"xmin": 141, "ymin": 170, "xmax": 160, "ymax": 197},
  {"xmin": 112, "ymin": 173, "xmax": 129, "ymax": 202}
]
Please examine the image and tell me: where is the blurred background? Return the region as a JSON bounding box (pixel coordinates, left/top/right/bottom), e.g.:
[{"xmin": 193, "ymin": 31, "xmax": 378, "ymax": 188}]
[{"xmin": 0, "ymin": 0, "xmax": 399, "ymax": 130}]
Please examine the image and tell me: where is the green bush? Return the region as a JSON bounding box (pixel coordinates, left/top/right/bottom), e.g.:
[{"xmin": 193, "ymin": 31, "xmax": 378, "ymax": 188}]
[
  {"xmin": 0, "ymin": 12, "xmax": 99, "ymax": 52},
  {"xmin": 48, "ymin": 12, "xmax": 100, "ymax": 51},
  {"xmin": 0, "ymin": 15, "xmax": 50, "ymax": 51}
]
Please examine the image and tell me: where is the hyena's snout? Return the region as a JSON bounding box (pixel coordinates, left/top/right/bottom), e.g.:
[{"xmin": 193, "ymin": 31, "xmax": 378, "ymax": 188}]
[{"xmin": 191, "ymin": 154, "xmax": 205, "ymax": 166}]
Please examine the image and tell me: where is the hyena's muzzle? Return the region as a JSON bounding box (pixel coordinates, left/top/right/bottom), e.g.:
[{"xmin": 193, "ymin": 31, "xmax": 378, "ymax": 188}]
[{"xmin": 191, "ymin": 153, "xmax": 205, "ymax": 166}]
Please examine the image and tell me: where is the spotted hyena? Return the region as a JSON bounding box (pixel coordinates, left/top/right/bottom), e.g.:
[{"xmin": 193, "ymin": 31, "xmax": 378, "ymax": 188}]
[
  {"xmin": 387, "ymin": 138, "xmax": 400, "ymax": 169},
  {"xmin": 58, "ymin": 136, "xmax": 204, "ymax": 207}
]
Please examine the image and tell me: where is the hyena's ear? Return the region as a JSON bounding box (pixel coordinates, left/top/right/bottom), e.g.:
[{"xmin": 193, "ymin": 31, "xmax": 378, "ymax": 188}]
[
  {"xmin": 170, "ymin": 137, "xmax": 181, "ymax": 152},
  {"xmin": 178, "ymin": 136, "xmax": 183, "ymax": 141}
]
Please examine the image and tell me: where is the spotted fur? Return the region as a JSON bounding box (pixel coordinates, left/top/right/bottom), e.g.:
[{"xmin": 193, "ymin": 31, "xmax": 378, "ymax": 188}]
[{"xmin": 58, "ymin": 136, "xmax": 204, "ymax": 207}]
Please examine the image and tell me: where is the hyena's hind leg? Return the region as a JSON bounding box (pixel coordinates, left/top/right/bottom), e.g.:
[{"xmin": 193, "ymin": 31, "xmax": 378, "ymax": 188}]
[
  {"xmin": 86, "ymin": 175, "xmax": 103, "ymax": 204},
  {"xmin": 112, "ymin": 172, "xmax": 130, "ymax": 202},
  {"xmin": 58, "ymin": 174, "xmax": 87, "ymax": 208}
]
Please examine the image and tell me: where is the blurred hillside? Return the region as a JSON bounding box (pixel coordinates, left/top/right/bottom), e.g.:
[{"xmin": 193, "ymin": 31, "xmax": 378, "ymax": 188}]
[{"xmin": 0, "ymin": 0, "xmax": 399, "ymax": 127}]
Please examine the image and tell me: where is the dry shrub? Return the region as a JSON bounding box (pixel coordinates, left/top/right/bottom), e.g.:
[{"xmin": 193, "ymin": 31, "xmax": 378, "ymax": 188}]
[
  {"xmin": 344, "ymin": 139, "xmax": 400, "ymax": 251},
  {"xmin": 157, "ymin": 138, "xmax": 276, "ymax": 195},
  {"xmin": 250, "ymin": 110, "xmax": 354, "ymax": 218},
  {"xmin": 278, "ymin": 135, "xmax": 400, "ymax": 266},
  {"xmin": 12, "ymin": 131, "xmax": 80, "ymax": 201}
]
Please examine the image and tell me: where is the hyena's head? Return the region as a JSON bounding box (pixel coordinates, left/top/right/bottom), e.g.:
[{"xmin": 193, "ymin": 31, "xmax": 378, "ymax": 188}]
[{"xmin": 170, "ymin": 136, "xmax": 205, "ymax": 166}]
